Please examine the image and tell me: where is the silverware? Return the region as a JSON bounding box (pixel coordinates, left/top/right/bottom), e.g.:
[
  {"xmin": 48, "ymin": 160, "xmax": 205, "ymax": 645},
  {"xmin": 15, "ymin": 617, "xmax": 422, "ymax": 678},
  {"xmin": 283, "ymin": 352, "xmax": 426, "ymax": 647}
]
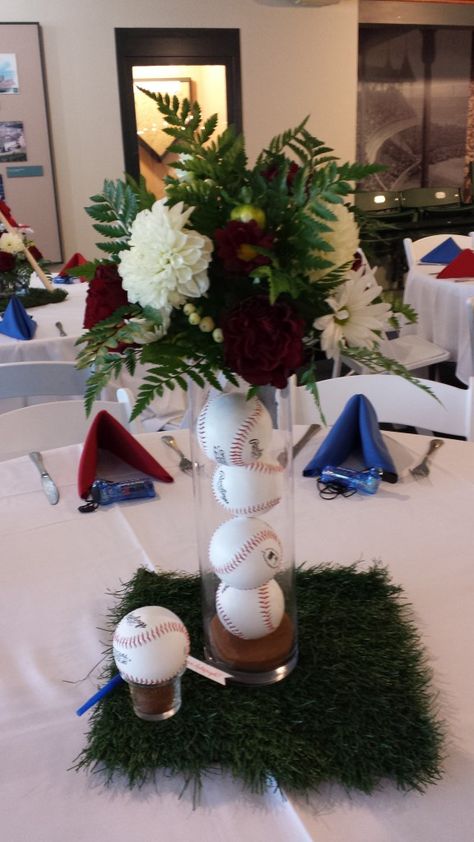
[
  {"xmin": 55, "ymin": 321, "xmax": 67, "ymax": 336},
  {"xmin": 161, "ymin": 435, "xmax": 194, "ymax": 475},
  {"xmin": 410, "ymin": 438, "xmax": 444, "ymax": 478},
  {"xmin": 29, "ymin": 451, "xmax": 60, "ymax": 504}
]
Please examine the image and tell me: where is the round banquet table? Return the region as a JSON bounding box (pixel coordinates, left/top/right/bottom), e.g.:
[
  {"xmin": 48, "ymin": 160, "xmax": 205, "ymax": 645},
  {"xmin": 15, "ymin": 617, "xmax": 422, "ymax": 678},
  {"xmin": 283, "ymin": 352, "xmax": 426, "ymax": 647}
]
[
  {"xmin": 403, "ymin": 266, "xmax": 474, "ymax": 385},
  {"xmin": 1, "ymin": 428, "xmax": 473, "ymax": 842}
]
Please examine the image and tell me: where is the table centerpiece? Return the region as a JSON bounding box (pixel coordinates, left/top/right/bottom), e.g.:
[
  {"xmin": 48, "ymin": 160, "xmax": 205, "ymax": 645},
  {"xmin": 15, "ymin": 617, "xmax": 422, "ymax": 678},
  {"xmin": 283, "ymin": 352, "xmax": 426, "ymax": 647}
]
[{"xmin": 74, "ymin": 95, "xmax": 420, "ymax": 685}]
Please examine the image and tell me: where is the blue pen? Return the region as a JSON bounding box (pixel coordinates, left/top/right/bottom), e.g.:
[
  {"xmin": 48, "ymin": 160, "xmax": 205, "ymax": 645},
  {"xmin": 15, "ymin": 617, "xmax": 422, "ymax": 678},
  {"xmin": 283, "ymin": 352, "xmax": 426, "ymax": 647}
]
[{"xmin": 75, "ymin": 673, "xmax": 124, "ymax": 716}]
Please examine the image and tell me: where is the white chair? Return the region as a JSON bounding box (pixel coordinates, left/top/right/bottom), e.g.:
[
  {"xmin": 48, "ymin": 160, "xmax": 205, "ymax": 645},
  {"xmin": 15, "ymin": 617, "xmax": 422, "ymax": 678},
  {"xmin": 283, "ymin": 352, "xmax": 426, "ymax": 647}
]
[
  {"xmin": 332, "ymin": 250, "xmax": 450, "ymax": 377},
  {"xmin": 291, "ymin": 374, "xmax": 474, "ymax": 441},
  {"xmin": 0, "ymin": 361, "xmax": 93, "ymax": 400},
  {"xmin": 403, "ymin": 233, "xmax": 474, "ymax": 270},
  {"xmin": 0, "ymin": 387, "xmax": 140, "ymax": 461}
]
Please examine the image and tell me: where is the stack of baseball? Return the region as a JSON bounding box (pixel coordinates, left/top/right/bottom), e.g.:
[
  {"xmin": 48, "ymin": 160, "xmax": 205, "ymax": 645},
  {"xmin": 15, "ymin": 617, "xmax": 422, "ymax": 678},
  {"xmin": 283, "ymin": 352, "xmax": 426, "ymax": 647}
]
[{"xmin": 197, "ymin": 392, "xmax": 295, "ymax": 673}]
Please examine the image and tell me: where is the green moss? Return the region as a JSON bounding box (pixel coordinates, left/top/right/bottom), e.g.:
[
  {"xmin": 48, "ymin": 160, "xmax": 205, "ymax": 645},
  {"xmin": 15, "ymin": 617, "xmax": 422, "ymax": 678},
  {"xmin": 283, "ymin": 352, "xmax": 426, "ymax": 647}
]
[{"xmin": 75, "ymin": 565, "xmax": 445, "ymax": 797}]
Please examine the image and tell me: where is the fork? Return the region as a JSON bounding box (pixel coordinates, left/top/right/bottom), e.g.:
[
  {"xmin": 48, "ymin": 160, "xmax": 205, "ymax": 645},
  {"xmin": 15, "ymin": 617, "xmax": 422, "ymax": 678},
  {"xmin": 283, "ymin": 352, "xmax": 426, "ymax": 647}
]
[
  {"xmin": 410, "ymin": 438, "xmax": 444, "ymax": 478},
  {"xmin": 161, "ymin": 435, "xmax": 194, "ymax": 474}
]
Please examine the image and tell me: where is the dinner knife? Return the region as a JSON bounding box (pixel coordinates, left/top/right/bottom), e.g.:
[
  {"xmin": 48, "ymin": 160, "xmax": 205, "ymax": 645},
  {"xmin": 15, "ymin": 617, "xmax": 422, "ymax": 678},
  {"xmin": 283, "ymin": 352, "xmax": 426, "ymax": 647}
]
[
  {"xmin": 29, "ymin": 451, "xmax": 60, "ymax": 505},
  {"xmin": 292, "ymin": 423, "xmax": 321, "ymax": 458}
]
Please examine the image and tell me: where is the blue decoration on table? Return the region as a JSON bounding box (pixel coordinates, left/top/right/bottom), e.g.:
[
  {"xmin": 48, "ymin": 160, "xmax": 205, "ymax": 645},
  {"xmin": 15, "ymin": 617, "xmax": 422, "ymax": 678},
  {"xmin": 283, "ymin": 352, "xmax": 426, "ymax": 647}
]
[
  {"xmin": 54, "ymin": 274, "xmax": 74, "ymax": 285},
  {"xmin": 76, "ymin": 673, "xmax": 124, "ymax": 716},
  {"xmin": 419, "ymin": 237, "xmax": 462, "ymax": 265},
  {"xmin": 303, "ymin": 394, "xmax": 398, "ymax": 483},
  {"xmin": 0, "ymin": 296, "xmax": 37, "ymax": 339}
]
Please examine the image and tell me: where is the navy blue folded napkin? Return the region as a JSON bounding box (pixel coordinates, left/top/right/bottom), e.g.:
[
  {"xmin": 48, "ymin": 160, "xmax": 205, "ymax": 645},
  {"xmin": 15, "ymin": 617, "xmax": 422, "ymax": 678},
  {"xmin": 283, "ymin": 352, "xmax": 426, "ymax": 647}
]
[
  {"xmin": 303, "ymin": 394, "xmax": 398, "ymax": 483},
  {"xmin": 419, "ymin": 237, "xmax": 462, "ymax": 265},
  {"xmin": 0, "ymin": 296, "xmax": 37, "ymax": 340}
]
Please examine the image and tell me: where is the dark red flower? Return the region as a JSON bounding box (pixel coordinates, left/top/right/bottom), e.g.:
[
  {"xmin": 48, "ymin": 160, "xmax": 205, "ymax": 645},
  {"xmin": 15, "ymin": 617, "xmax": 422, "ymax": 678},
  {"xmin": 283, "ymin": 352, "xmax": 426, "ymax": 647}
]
[
  {"xmin": 351, "ymin": 251, "xmax": 362, "ymax": 272},
  {"xmin": 221, "ymin": 295, "xmax": 305, "ymax": 388},
  {"xmin": 83, "ymin": 263, "xmax": 129, "ymax": 329},
  {"xmin": 0, "ymin": 250, "xmax": 16, "ymax": 272},
  {"xmin": 214, "ymin": 219, "xmax": 274, "ymax": 274},
  {"xmin": 261, "ymin": 160, "xmax": 300, "ymax": 188}
]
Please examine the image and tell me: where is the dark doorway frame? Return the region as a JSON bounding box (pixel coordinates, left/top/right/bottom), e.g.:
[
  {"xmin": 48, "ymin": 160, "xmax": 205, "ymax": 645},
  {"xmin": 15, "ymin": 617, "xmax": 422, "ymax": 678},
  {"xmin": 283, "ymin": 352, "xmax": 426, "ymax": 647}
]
[{"xmin": 115, "ymin": 28, "xmax": 242, "ymax": 180}]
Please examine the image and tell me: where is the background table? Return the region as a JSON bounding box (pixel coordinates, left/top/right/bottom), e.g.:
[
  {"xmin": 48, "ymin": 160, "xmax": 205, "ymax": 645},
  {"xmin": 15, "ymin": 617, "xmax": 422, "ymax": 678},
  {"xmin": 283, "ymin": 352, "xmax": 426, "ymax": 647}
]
[
  {"xmin": 403, "ymin": 266, "xmax": 474, "ymax": 384},
  {"xmin": 0, "ymin": 280, "xmax": 186, "ymax": 427},
  {"xmin": 1, "ymin": 428, "xmax": 473, "ymax": 841}
]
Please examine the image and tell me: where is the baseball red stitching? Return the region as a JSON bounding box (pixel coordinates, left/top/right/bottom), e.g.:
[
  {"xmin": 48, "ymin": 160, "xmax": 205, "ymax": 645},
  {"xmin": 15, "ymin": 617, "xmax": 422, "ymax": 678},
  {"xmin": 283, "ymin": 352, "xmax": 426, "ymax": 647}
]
[
  {"xmin": 197, "ymin": 399, "xmax": 210, "ymax": 452},
  {"xmin": 216, "ymin": 592, "xmax": 244, "ymax": 638},
  {"xmin": 114, "ymin": 621, "xmax": 189, "ymax": 649},
  {"xmin": 229, "ymin": 400, "xmax": 266, "ymax": 465},
  {"xmin": 258, "ymin": 584, "xmax": 276, "ymax": 633},
  {"xmin": 219, "ymin": 497, "xmax": 282, "ymax": 516},
  {"xmin": 213, "ymin": 528, "xmax": 281, "ymax": 576}
]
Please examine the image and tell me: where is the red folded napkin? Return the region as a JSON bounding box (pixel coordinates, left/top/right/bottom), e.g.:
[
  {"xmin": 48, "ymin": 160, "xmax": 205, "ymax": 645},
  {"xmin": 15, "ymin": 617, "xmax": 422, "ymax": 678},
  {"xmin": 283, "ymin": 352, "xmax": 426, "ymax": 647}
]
[
  {"xmin": 78, "ymin": 410, "xmax": 173, "ymax": 498},
  {"xmin": 59, "ymin": 252, "xmax": 89, "ymax": 281},
  {"xmin": 437, "ymin": 249, "xmax": 474, "ymax": 280}
]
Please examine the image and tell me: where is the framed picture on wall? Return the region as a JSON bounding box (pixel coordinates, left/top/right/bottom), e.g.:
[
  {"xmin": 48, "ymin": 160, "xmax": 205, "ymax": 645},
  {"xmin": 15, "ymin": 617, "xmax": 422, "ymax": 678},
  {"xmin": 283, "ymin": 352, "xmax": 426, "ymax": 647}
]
[
  {"xmin": 0, "ymin": 120, "xmax": 26, "ymax": 162},
  {"xmin": 0, "ymin": 53, "xmax": 19, "ymax": 94}
]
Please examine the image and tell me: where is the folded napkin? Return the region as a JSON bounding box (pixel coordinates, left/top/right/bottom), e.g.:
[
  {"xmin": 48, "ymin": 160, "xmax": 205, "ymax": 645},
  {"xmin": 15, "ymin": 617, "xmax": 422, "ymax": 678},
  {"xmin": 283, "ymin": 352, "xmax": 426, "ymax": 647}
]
[
  {"xmin": 0, "ymin": 296, "xmax": 37, "ymax": 340},
  {"xmin": 78, "ymin": 410, "xmax": 173, "ymax": 498},
  {"xmin": 58, "ymin": 252, "xmax": 88, "ymax": 282},
  {"xmin": 437, "ymin": 249, "xmax": 474, "ymax": 280},
  {"xmin": 303, "ymin": 394, "xmax": 398, "ymax": 483},
  {"xmin": 419, "ymin": 237, "xmax": 462, "ymax": 265}
]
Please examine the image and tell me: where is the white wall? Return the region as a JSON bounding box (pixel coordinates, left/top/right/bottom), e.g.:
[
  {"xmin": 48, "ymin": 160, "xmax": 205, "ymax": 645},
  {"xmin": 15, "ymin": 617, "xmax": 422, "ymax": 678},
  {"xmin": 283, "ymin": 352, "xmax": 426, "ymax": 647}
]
[{"xmin": 1, "ymin": 0, "xmax": 359, "ymax": 259}]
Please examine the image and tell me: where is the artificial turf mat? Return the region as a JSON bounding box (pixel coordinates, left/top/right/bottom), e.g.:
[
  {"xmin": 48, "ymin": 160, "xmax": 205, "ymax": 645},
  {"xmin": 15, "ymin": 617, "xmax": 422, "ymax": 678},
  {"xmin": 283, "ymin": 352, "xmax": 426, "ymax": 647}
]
[
  {"xmin": 0, "ymin": 287, "xmax": 67, "ymax": 312},
  {"xmin": 76, "ymin": 565, "xmax": 445, "ymax": 797}
]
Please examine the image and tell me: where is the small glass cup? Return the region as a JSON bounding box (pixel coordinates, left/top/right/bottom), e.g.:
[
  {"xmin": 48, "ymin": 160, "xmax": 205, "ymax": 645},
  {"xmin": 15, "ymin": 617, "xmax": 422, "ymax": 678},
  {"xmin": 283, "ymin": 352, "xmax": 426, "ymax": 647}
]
[{"xmin": 127, "ymin": 672, "xmax": 183, "ymax": 721}]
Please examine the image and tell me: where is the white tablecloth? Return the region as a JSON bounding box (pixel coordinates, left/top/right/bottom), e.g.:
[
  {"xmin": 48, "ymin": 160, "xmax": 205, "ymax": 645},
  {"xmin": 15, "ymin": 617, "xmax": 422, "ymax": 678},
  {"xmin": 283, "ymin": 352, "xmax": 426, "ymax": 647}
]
[
  {"xmin": 1, "ymin": 429, "xmax": 473, "ymax": 841},
  {"xmin": 403, "ymin": 266, "xmax": 474, "ymax": 384}
]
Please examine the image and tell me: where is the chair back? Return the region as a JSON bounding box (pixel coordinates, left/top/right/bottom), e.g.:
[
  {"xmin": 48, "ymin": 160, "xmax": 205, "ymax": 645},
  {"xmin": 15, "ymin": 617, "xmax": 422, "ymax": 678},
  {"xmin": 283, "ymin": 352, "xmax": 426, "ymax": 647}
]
[
  {"xmin": 0, "ymin": 389, "xmax": 139, "ymax": 461},
  {"xmin": 0, "ymin": 361, "xmax": 92, "ymax": 399},
  {"xmin": 466, "ymin": 297, "xmax": 474, "ymax": 373},
  {"xmin": 291, "ymin": 374, "xmax": 474, "ymax": 441},
  {"xmin": 403, "ymin": 233, "xmax": 474, "ymax": 269}
]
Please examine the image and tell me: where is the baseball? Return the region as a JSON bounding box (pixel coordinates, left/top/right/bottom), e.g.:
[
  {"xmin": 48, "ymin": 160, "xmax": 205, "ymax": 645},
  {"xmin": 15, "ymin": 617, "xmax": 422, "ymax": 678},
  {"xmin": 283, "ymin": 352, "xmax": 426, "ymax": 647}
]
[
  {"xmin": 112, "ymin": 606, "xmax": 190, "ymax": 685},
  {"xmin": 216, "ymin": 579, "xmax": 285, "ymax": 639},
  {"xmin": 197, "ymin": 392, "xmax": 273, "ymax": 465},
  {"xmin": 212, "ymin": 461, "xmax": 283, "ymax": 515},
  {"xmin": 209, "ymin": 516, "xmax": 282, "ymax": 589}
]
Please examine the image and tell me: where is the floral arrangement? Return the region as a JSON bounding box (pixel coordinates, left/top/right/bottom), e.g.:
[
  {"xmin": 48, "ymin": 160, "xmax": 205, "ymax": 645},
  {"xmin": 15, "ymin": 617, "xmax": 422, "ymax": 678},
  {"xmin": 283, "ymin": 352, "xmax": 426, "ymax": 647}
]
[
  {"xmin": 75, "ymin": 95, "xmax": 417, "ymax": 418},
  {"xmin": 0, "ymin": 228, "xmax": 42, "ymax": 276}
]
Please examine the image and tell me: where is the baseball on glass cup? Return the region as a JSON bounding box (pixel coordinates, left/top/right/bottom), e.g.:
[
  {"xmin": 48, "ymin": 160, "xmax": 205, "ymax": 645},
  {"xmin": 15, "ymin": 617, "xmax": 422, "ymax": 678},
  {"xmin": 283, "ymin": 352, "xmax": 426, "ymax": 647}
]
[
  {"xmin": 188, "ymin": 375, "xmax": 298, "ymax": 686},
  {"xmin": 113, "ymin": 605, "xmax": 190, "ymax": 721}
]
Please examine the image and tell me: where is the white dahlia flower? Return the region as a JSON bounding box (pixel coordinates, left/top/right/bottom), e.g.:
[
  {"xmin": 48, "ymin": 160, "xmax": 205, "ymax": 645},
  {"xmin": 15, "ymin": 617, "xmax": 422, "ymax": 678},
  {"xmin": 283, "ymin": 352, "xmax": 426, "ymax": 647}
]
[
  {"xmin": 0, "ymin": 231, "xmax": 25, "ymax": 254},
  {"xmin": 310, "ymin": 202, "xmax": 360, "ymax": 282},
  {"xmin": 118, "ymin": 199, "xmax": 213, "ymax": 313},
  {"xmin": 314, "ymin": 270, "xmax": 392, "ymax": 359}
]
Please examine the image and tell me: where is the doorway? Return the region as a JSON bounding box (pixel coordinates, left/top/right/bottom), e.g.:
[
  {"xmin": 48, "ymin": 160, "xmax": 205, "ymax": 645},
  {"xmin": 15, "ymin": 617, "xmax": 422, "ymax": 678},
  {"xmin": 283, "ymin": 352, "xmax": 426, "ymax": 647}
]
[{"xmin": 115, "ymin": 28, "xmax": 242, "ymax": 195}]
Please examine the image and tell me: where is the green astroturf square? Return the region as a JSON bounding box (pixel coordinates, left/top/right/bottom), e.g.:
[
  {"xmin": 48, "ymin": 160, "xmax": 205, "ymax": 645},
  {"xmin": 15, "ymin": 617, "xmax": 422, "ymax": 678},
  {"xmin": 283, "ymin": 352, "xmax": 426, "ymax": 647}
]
[
  {"xmin": 76, "ymin": 565, "xmax": 445, "ymax": 796},
  {"xmin": 0, "ymin": 287, "xmax": 67, "ymax": 312}
]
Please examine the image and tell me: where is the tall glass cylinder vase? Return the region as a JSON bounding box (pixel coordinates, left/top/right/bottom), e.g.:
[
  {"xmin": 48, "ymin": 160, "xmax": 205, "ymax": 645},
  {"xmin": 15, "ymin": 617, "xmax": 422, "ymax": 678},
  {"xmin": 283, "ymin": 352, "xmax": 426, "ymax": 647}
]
[{"xmin": 188, "ymin": 376, "xmax": 298, "ymax": 686}]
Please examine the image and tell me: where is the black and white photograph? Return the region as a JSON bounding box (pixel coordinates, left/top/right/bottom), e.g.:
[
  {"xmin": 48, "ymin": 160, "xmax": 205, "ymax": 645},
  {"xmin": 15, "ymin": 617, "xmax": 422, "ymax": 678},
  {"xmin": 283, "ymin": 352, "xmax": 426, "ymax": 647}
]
[
  {"xmin": 0, "ymin": 53, "xmax": 19, "ymax": 93},
  {"xmin": 0, "ymin": 120, "xmax": 27, "ymax": 162}
]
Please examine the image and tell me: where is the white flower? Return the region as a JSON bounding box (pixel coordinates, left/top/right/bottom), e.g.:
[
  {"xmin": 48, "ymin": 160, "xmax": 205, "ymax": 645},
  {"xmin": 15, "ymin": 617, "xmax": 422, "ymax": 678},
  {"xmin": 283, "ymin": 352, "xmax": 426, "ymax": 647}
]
[
  {"xmin": 118, "ymin": 199, "xmax": 213, "ymax": 313},
  {"xmin": 310, "ymin": 203, "xmax": 360, "ymax": 282},
  {"xmin": 0, "ymin": 231, "xmax": 24, "ymax": 254},
  {"xmin": 126, "ymin": 316, "xmax": 170, "ymax": 345},
  {"xmin": 314, "ymin": 269, "xmax": 392, "ymax": 359}
]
